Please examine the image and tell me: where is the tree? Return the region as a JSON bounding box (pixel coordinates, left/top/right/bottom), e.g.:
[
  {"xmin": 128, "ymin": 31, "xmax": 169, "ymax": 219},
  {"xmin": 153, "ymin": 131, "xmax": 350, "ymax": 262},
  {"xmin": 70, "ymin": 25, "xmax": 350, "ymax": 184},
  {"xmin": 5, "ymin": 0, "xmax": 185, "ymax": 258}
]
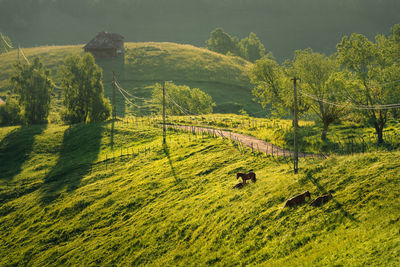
[
  {"xmin": 239, "ymin": 32, "xmax": 265, "ymax": 62},
  {"xmin": 291, "ymin": 49, "xmax": 347, "ymax": 141},
  {"xmin": 250, "ymin": 54, "xmax": 309, "ymax": 118},
  {"xmin": 0, "ymin": 98, "xmax": 22, "ymax": 126},
  {"xmin": 151, "ymin": 83, "xmax": 214, "ymax": 115},
  {"xmin": 10, "ymin": 57, "xmax": 53, "ymax": 124},
  {"xmin": 337, "ymin": 32, "xmax": 400, "ymax": 144},
  {"xmin": 59, "ymin": 53, "xmax": 111, "ymax": 123},
  {"xmin": 388, "ymin": 24, "xmax": 400, "ymax": 63},
  {"xmin": 387, "ymin": 24, "xmax": 400, "ymax": 118},
  {"xmin": 206, "ymin": 28, "xmax": 237, "ymax": 55}
]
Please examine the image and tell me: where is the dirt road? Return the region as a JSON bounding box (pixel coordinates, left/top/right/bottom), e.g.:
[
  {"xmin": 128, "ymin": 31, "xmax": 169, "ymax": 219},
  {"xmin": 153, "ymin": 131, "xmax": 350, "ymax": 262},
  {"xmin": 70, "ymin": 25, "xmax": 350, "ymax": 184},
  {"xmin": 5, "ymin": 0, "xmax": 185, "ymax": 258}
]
[{"xmin": 167, "ymin": 125, "xmax": 323, "ymax": 158}]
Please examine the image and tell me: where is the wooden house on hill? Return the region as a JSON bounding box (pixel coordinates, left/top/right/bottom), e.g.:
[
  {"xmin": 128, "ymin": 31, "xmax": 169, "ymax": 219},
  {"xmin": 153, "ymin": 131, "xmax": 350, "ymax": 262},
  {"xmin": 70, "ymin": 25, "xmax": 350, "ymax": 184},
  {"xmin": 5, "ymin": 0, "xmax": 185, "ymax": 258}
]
[
  {"xmin": 0, "ymin": 98, "xmax": 5, "ymax": 105},
  {"xmin": 84, "ymin": 31, "xmax": 124, "ymax": 58}
]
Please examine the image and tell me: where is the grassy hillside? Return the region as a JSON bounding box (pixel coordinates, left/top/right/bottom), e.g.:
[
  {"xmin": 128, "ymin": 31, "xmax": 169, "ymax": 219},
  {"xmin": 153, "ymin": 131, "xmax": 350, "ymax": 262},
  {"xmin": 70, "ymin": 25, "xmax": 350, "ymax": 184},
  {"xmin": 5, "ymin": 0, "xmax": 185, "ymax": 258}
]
[
  {"xmin": 166, "ymin": 114, "xmax": 400, "ymax": 155},
  {"xmin": 0, "ymin": 43, "xmax": 262, "ymax": 116},
  {"xmin": 1, "ymin": 119, "xmax": 399, "ymax": 265}
]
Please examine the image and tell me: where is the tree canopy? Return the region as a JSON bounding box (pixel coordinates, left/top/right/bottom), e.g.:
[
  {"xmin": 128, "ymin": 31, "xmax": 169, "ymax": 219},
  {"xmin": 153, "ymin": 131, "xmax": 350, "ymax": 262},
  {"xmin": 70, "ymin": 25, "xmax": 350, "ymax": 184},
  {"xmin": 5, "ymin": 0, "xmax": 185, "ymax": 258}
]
[
  {"xmin": 59, "ymin": 53, "xmax": 111, "ymax": 124},
  {"xmin": 152, "ymin": 83, "xmax": 214, "ymax": 116},
  {"xmin": 10, "ymin": 57, "xmax": 53, "ymax": 124},
  {"xmin": 239, "ymin": 32, "xmax": 265, "ymax": 62},
  {"xmin": 206, "ymin": 28, "xmax": 265, "ymax": 62},
  {"xmin": 290, "ymin": 49, "xmax": 346, "ymax": 140},
  {"xmin": 250, "ymin": 54, "xmax": 309, "ymax": 118},
  {"xmin": 337, "ymin": 29, "xmax": 400, "ymax": 143},
  {"xmin": 251, "ymin": 24, "xmax": 400, "ymax": 143},
  {"xmin": 206, "ymin": 28, "xmax": 238, "ymax": 55}
]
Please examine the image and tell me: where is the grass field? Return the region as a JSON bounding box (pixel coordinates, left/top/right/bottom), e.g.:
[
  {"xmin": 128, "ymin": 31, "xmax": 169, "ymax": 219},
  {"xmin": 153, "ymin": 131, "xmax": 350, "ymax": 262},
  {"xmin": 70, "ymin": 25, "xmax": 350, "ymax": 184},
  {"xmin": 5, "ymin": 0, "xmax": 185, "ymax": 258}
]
[
  {"xmin": 165, "ymin": 114, "xmax": 400, "ymax": 155},
  {"xmin": 1, "ymin": 118, "xmax": 399, "ymax": 265},
  {"xmin": 0, "ymin": 43, "xmax": 264, "ymax": 117}
]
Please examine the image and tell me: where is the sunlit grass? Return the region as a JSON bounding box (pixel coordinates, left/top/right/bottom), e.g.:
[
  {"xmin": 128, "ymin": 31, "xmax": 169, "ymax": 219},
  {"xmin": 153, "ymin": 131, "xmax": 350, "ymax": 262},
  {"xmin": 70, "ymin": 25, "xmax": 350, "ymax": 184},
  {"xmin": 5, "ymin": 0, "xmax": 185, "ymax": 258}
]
[
  {"xmin": 166, "ymin": 114, "xmax": 400, "ymax": 155},
  {"xmin": 0, "ymin": 119, "xmax": 399, "ymax": 265}
]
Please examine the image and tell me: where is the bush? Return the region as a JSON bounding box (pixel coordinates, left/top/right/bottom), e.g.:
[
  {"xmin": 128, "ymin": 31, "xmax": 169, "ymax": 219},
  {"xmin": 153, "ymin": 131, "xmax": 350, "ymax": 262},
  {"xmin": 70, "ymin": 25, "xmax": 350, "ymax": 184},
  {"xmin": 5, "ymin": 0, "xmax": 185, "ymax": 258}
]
[
  {"xmin": 0, "ymin": 98, "xmax": 22, "ymax": 126},
  {"xmin": 152, "ymin": 83, "xmax": 214, "ymax": 115}
]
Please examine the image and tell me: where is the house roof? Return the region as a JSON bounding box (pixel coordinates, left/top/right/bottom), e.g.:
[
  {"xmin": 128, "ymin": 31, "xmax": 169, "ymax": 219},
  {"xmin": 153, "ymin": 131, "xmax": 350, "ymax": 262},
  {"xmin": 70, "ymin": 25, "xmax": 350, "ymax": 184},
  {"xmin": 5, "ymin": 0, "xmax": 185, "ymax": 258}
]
[
  {"xmin": 0, "ymin": 98, "xmax": 5, "ymax": 105},
  {"xmin": 84, "ymin": 32, "xmax": 124, "ymax": 50}
]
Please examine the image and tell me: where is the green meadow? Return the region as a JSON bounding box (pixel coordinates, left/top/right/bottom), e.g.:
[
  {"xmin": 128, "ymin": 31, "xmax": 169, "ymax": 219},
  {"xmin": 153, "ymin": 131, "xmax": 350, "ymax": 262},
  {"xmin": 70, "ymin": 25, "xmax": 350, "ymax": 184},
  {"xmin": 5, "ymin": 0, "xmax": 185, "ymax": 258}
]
[
  {"xmin": 166, "ymin": 114, "xmax": 400, "ymax": 155},
  {"xmin": 1, "ymin": 118, "xmax": 399, "ymax": 266}
]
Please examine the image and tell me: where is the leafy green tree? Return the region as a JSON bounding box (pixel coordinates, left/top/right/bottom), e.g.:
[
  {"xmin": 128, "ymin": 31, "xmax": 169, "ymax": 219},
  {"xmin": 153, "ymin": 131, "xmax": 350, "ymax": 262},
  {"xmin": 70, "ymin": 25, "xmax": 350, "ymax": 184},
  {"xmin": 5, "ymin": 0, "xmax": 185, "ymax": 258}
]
[
  {"xmin": 239, "ymin": 32, "xmax": 265, "ymax": 62},
  {"xmin": 0, "ymin": 98, "xmax": 22, "ymax": 125},
  {"xmin": 387, "ymin": 24, "xmax": 400, "ymax": 118},
  {"xmin": 388, "ymin": 24, "xmax": 400, "ymax": 62},
  {"xmin": 337, "ymin": 32, "xmax": 400, "ymax": 144},
  {"xmin": 152, "ymin": 83, "xmax": 214, "ymax": 115},
  {"xmin": 206, "ymin": 28, "xmax": 237, "ymax": 55},
  {"xmin": 291, "ymin": 49, "xmax": 347, "ymax": 140},
  {"xmin": 10, "ymin": 57, "xmax": 53, "ymax": 124},
  {"xmin": 59, "ymin": 53, "xmax": 111, "ymax": 123},
  {"xmin": 250, "ymin": 54, "xmax": 309, "ymax": 118}
]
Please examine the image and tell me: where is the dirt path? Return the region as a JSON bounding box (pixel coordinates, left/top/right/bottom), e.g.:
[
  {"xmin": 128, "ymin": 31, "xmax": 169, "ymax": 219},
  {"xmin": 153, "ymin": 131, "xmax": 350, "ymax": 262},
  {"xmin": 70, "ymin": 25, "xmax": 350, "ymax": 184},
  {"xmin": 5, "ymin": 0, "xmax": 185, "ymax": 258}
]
[{"xmin": 168, "ymin": 124, "xmax": 323, "ymax": 158}]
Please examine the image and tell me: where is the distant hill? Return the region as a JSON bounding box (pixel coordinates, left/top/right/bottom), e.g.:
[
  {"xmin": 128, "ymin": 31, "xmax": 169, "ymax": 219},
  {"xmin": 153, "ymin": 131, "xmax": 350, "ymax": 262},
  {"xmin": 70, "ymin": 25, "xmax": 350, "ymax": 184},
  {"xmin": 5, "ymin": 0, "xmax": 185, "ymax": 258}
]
[
  {"xmin": 0, "ymin": 42, "xmax": 264, "ymax": 116},
  {"xmin": 1, "ymin": 0, "xmax": 399, "ymax": 61}
]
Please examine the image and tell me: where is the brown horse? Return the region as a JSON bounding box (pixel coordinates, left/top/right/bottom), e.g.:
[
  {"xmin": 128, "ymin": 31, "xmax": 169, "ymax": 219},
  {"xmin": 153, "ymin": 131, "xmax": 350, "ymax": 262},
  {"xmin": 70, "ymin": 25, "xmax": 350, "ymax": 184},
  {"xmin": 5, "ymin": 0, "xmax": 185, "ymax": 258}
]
[
  {"xmin": 284, "ymin": 191, "xmax": 311, "ymax": 208},
  {"xmin": 310, "ymin": 193, "xmax": 332, "ymax": 207},
  {"xmin": 233, "ymin": 182, "xmax": 248, "ymax": 189},
  {"xmin": 236, "ymin": 172, "xmax": 256, "ymax": 183}
]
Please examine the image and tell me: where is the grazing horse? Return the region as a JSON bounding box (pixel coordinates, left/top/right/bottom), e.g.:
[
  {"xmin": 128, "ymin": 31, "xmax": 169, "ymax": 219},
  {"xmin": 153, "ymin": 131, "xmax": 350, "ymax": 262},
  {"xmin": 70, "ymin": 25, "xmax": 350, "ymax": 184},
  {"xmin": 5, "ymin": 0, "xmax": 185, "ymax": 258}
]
[
  {"xmin": 284, "ymin": 191, "xmax": 311, "ymax": 208},
  {"xmin": 310, "ymin": 193, "xmax": 332, "ymax": 207},
  {"xmin": 236, "ymin": 172, "xmax": 256, "ymax": 183},
  {"xmin": 233, "ymin": 182, "xmax": 248, "ymax": 189}
]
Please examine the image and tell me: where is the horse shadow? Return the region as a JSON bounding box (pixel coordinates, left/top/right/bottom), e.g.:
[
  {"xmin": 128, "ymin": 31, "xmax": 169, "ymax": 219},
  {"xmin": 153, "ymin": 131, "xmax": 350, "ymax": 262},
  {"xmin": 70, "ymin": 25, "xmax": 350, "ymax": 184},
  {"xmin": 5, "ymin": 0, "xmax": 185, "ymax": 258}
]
[
  {"xmin": 0, "ymin": 125, "xmax": 46, "ymax": 181},
  {"xmin": 306, "ymin": 172, "xmax": 359, "ymax": 222},
  {"xmin": 40, "ymin": 123, "xmax": 105, "ymax": 204}
]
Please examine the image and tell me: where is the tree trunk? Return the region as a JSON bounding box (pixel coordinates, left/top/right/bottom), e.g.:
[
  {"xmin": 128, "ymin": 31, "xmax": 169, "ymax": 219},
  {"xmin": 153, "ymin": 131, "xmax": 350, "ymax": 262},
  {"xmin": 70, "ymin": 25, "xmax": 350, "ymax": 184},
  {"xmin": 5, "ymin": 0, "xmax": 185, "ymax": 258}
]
[
  {"xmin": 375, "ymin": 125, "xmax": 384, "ymax": 144},
  {"xmin": 321, "ymin": 121, "xmax": 329, "ymax": 141}
]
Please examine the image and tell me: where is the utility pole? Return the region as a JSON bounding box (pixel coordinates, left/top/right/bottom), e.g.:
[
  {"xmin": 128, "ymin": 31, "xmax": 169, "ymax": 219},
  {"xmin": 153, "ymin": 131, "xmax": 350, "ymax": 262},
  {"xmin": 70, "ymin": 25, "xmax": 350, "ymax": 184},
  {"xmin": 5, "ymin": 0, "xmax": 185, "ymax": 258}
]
[
  {"xmin": 17, "ymin": 44, "xmax": 20, "ymax": 62},
  {"xmin": 163, "ymin": 81, "xmax": 166, "ymax": 145},
  {"xmin": 112, "ymin": 71, "xmax": 117, "ymax": 121},
  {"xmin": 292, "ymin": 77, "xmax": 299, "ymax": 174}
]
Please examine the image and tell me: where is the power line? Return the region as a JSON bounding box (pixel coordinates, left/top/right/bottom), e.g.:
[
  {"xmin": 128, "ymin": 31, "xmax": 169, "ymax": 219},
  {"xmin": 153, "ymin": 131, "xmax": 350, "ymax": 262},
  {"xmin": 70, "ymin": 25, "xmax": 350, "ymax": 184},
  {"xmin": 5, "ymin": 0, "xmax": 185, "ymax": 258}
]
[
  {"xmin": 165, "ymin": 92, "xmax": 194, "ymax": 116},
  {"xmin": 298, "ymin": 89, "xmax": 400, "ymax": 110},
  {"xmin": 113, "ymin": 77, "xmax": 150, "ymax": 101},
  {"xmin": 116, "ymin": 84, "xmax": 141, "ymax": 108},
  {"xmin": 19, "ymin": 47, "xmax": 30, "ymax": 65},
  {"xmin": 0, "ymin": 33, "xmax": 13, "ymax": 49},
  {"xmin": 299, "ymin": 79, "xmax": 400, "ymax": 102}
]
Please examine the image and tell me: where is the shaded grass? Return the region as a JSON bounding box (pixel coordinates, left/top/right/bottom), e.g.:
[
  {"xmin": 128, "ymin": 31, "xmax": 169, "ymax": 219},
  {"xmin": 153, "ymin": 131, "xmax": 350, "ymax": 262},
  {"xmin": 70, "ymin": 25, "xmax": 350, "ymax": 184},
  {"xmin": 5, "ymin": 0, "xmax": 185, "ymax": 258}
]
[
  {"xmin": 0, "ymin": 125, "xmax": 46, "ymax": 181},
  {"xmin": 41, "ymin": 123, "xmax": 105, "ymax": 204}
]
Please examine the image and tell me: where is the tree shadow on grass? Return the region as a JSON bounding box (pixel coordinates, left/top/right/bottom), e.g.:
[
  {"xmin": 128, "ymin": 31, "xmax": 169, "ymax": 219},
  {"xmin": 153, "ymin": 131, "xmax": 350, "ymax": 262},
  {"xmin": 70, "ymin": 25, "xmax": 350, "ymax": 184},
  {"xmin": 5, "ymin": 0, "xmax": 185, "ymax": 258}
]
[
  {"xmin": 0, "ymin": 125, "xmax": 46, "ymax": 181},
  {"xmin": 306, "ymin": 172, "xmax": 359, "ymax": 223},
  {"xmin": 163, "ymin": 144, "xmax": 181, "ymax": 184},
  {"xmin": 40, "ymin": 123, "xmax": 105, "ymax": 205}
]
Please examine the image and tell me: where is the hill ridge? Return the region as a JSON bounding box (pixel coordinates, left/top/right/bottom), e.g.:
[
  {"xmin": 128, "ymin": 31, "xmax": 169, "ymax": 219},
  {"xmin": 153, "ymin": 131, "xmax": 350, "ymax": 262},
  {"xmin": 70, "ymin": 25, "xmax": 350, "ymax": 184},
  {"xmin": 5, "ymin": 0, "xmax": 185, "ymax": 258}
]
[{"xmin": 0, "ymin": 42, "xmax": 263, "ymax": 116}]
